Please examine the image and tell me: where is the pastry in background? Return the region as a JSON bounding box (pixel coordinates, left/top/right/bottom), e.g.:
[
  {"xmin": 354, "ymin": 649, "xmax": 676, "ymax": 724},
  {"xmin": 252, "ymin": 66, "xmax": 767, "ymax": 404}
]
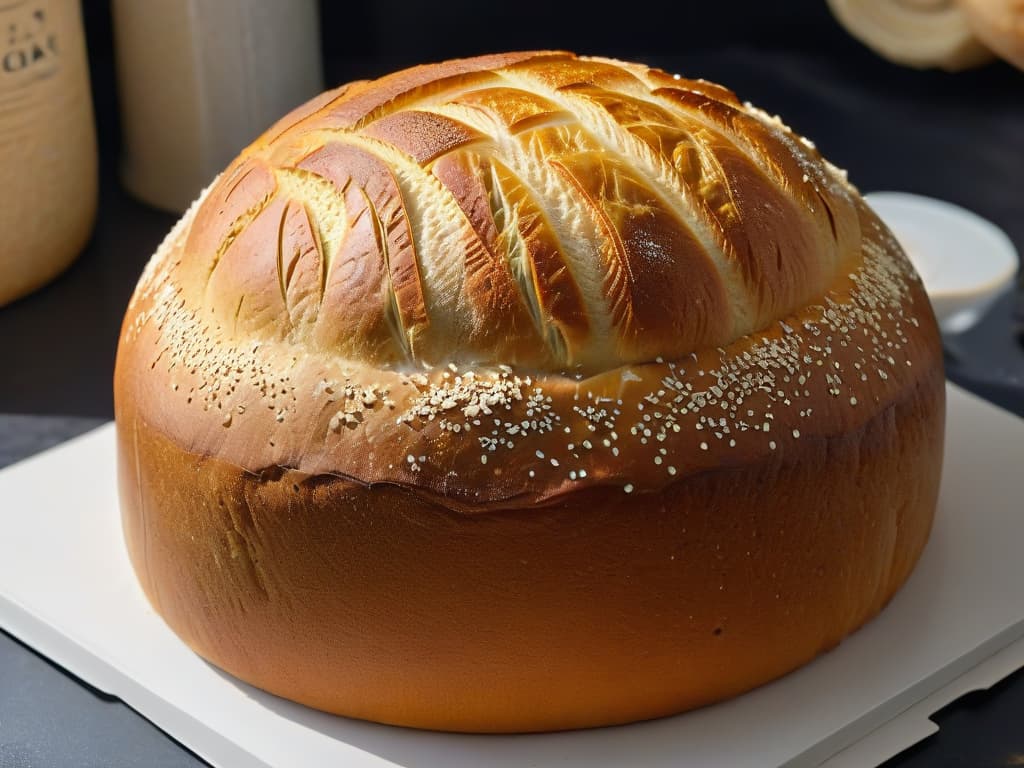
[
  {"xmin": 829, "ymin": 0, "xmax": 1024, "ymax": 71},
  {"xmin": 827, "ymin": 0, "xmax": 994, "ymax": 70},
  {"xmin": 959, "ymin": 0, "xmax": 1024, "ymax": 70}
]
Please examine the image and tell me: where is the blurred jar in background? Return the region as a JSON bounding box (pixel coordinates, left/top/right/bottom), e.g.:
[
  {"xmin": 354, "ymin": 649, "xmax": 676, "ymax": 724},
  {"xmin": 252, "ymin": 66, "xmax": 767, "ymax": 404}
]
[
  {"xmin": 112, "ymin": 0, "xmax": 323, "ymax": 213},
  {"xmin": 0, "ymin": 0, "xmax": 97, "ymax": 307}
]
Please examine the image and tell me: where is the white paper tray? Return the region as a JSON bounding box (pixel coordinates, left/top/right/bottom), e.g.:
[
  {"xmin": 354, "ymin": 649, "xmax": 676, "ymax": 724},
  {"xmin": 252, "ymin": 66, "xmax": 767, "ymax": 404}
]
[{"xmin": 1, "ymin": 383, "xmax": 1022, "ymax": 768}]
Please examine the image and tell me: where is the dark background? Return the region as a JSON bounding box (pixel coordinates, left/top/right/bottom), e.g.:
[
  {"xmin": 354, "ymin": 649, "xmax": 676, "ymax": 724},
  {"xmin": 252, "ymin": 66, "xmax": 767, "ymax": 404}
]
[{"xmin": 1, "ymin": 1, "xmax": 1023, "ymax": 766}]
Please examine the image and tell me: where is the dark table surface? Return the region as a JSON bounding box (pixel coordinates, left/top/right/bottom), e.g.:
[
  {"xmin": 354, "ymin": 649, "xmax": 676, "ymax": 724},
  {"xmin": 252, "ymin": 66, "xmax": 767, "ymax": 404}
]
[{"xmin": 2, "ymin": 8, "xmax": 1024, "ymax": 766}]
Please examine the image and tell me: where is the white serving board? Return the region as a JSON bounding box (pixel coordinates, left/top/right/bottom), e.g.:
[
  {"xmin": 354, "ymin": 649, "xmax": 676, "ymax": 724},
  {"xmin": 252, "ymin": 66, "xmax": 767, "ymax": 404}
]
[{"xmin": 1, "ymin": 383, "xmax": 1022, "ymax": 768}]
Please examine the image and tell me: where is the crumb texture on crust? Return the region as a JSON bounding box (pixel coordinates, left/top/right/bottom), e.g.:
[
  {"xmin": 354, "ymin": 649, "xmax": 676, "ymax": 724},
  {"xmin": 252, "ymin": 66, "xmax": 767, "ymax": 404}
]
[{"xmin": 116, "ymin": 51, "xmax": 942, "ymax": 504}]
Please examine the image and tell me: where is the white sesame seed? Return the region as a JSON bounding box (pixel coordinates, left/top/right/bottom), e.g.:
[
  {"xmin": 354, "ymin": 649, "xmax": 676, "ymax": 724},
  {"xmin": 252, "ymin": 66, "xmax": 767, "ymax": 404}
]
[
  {"xmin": 769, "ymin": 440, "xmax": 777, "ymax": 450},
  {"xmin": 792, "ymin": 429, "xmax": 800, "ymax": 438},
  {"xmin": 480, "ymin": 455, "xmax": 487, "ymax": 464},
  {"xmin": 624, "ymin": 483, "xmax": 634, "ymax": 494},
  {"xmin": 700, "ymin": 441, "xmax": 708, "ymax": 451}
]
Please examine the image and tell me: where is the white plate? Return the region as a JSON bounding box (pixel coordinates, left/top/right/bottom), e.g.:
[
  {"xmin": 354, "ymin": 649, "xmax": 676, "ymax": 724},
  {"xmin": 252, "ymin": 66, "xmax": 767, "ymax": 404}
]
[
  {"xmin": 865, "ymin": 191, "xmax": 1019, "ymax": 332},
  {"xmin": 0, "ymin": 384, "xmax": 1023, "ymax": 768}
]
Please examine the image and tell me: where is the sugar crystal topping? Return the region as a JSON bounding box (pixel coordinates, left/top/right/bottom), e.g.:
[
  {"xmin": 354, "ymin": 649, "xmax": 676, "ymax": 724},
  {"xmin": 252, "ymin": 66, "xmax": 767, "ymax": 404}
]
[{"xmin": 122, "ymin": 56, "xmax": 930, "ymax": 499}]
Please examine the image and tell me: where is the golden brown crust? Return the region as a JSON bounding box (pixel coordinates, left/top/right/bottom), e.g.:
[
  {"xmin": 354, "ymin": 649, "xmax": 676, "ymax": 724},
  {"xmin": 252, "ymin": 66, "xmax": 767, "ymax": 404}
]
[
  {"xmin": 159, "ymin": 50, "xmax": 866, "ymax": 374},
  {"xmin": 116, "ymin": 201, "xmax": 939, "ymax": 509},
  {"xmin": 114, "ymin": 51, "xmax": 946, "ymax": 731},
  {"xmin": 117, "ymin": 355, "xmax": 943, "ymax": 732}
]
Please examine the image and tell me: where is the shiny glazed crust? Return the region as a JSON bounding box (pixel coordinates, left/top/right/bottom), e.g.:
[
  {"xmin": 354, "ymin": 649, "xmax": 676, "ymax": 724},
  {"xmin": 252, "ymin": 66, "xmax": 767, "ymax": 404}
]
[{"xmin": 114, "ymin": 52, "xmax": 945, "ymax": 731}]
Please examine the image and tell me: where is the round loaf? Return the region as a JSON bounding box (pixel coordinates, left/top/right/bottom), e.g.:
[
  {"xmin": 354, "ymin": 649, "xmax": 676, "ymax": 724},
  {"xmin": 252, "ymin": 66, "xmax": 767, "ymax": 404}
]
[{"xmin": 114, "ymin": 51, "xmax": 945, "ymax": 732}]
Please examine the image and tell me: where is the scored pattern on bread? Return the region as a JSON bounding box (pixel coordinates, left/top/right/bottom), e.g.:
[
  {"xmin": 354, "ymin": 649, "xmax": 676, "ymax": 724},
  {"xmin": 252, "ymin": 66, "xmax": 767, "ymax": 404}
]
[
  {"xmin": 177, "ymin": 51, "xmax": 861, "ymax": 373},
  {"xmin": 114, "ymin": 53, "xmax": 945, "ymax": 732},
  {"xmin": 120, "ymin": 51, "xmax": 938, "ymax": 504}
]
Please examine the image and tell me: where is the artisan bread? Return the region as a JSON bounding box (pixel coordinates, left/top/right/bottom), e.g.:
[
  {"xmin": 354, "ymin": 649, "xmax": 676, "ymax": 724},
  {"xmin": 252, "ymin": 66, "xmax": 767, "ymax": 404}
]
[{"xmin": 114, "ymin": 51, "xmax": 945, "ymax": 733}]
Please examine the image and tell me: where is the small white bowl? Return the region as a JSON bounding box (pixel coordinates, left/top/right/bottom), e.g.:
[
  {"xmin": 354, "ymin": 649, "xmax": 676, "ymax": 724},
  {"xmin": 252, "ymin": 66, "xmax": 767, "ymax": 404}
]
[{"xmin": 864, "ymin": 191, "xmax": 1019, "ymax": 333}]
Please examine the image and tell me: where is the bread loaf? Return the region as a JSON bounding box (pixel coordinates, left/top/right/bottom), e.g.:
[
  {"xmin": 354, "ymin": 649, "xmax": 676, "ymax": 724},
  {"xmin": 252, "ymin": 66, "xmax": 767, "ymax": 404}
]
[{"xmin": 114, "ymin": 52, "xmax": 945, "ymax": 732}]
